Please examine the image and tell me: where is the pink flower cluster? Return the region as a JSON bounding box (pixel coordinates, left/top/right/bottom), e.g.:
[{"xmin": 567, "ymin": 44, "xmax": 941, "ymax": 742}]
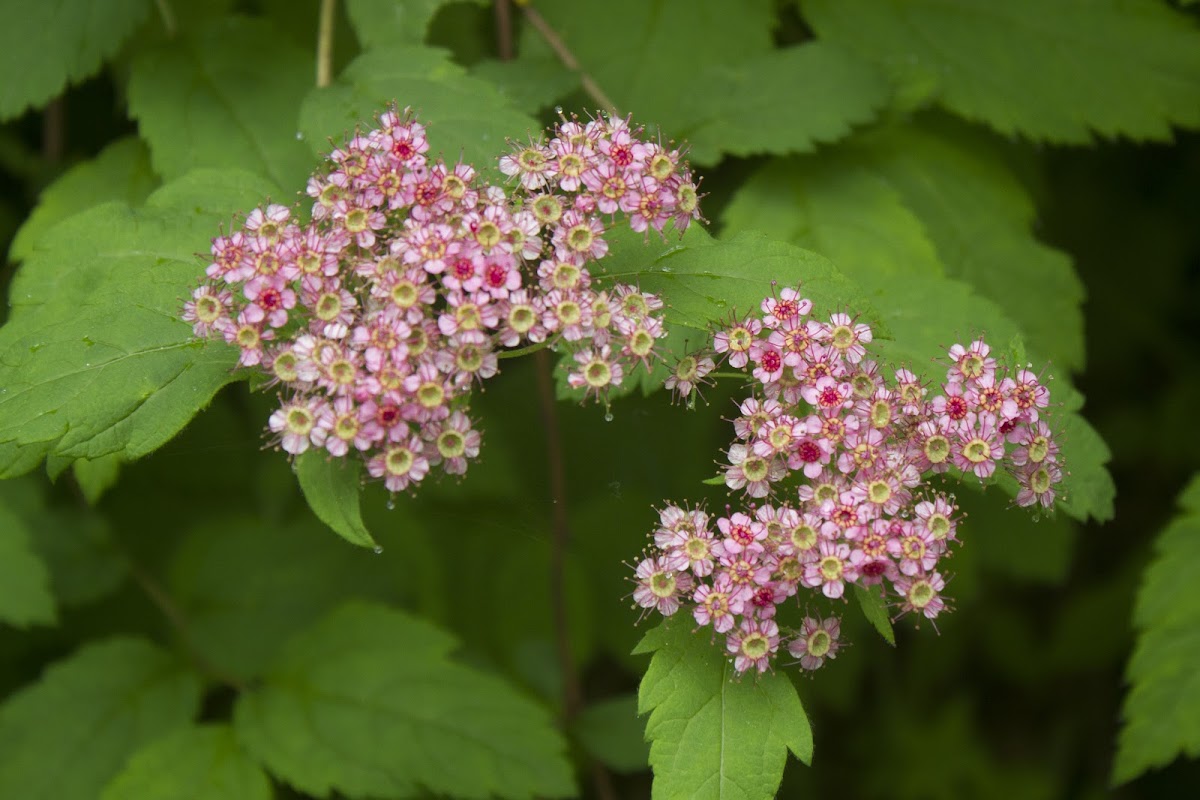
[
  {"xmin": 184, "ymin": 106, "xmax": 700, "ymax": 491},
  {"xmin": 634, "ymin": 287, "xmax": 1065, "ymax": 674}
]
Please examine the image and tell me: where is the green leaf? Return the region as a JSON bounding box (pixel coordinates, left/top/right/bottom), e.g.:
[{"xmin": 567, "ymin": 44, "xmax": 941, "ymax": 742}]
[
  {"xmin": 857, "ymin": 125, "xmax": 1086, "ymax": 373},
  {"xmin": 1056, "ymin": 409, "xmax": 1116, "ymax": 524},
  {"xmin": 346, "ymin": 0, "xmax": 472, "ymax": 48},
  {"xmin": 100, "ymin": 724, "xmax": 271, "ymax": 800},
  {"xmin": 0, "ymin": 0, "xmax": 151, "ymax": 120},
  {"xmin": 680, "ymin": 43, "xmax": 889, "ymax": 166},
  {"xmin": 635, "ymin": 616, "xmax": 813, "ymax": 798},
  {"xmin": 0, "ymin": 477, "xmax": 128, "ymax": 607},
  {"xmin": 0, "ymin": 169, "xmax": 280, "ymax": 477},
  {"xmin": 1114, "ymin": 474, "xmax": 1200, "ymax": 783},
  {"xmin": 0, "ymin": 496, "xmax": 56, "ymax": 627},
  {"xmin": 721, "ymin": 153, "xmax": 944, "ymax": 282},
  {"xmin": 9, "ymin": 137, "xmax": 158, "ymax": 262},
  {"xmin": 572, "ymin": 694, "xmax": 651, "ymax": 774},
  {"xmin": 600, "ymin": 226, "xmax": 872, "ymax": 337},
  {"xmin": 71, "ymin": 452, "xmax": 123, "ymax": 505},
  {"xmin": 800, "ymin": 0, "xmax": 1200, "ymax": 143},
  {"xmin": 0, "ymin": 638, "xmax": 202, "ymax": 800},
  {"xmin": 294, "ymin": 451, "xmax": 377, "ymax": 548},
  {"xmin": 471, "ymin": 57, "xmax": 582, "ymax": 116},
  {"xmin": 234, "ymin": 601, "xmax": 575, "ymax": 799},
  {"xmin": 299, "ymin": 45, "xmax": 538, "ymax": 177},
  {"xmin": 128, "ymin": 16, "xmax": 315, "ymax": 191},
  {"xmin": 852, "ymin": 583, "xmax": 895, "ymax": 647},
  {"xmin": 521, "ymin": 0, "xmax": 776, "ymax": 134},
  {"xmin": 168, "ymin": 513, "xmax": 428, "ymax": 680}
]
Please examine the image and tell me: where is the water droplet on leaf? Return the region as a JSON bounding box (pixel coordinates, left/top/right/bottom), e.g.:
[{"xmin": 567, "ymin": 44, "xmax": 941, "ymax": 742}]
[{"xmin": 373, "ymin": 545, "xmax": 384, "ymax": 555}]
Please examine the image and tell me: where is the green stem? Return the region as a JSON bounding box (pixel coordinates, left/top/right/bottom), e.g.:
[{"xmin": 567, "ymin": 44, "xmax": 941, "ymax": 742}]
[
  {"xmin": 316, "ymin": 0, "xmax": 337, "ymax": 88},
  {"xmin": 497, "ymin": 338, "xmax": 557, "ymax": 360}
]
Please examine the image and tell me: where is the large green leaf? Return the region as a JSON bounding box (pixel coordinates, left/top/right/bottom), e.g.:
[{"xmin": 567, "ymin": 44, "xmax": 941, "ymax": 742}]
[
  {"xmin": 345, "ymin": 0, "xmax": 476, "ymax": 48},
  {"xmin": 721, "ymin": 153, "xmax": 944, "ymax": 282},
  {"xmin": 299, "ymin": 45, "xmax": 538, "ymax": 176},
  {"xmin": 1114, "ymin": 474, "xmax": 1200, "ymax": 783},
  {"xmin": 520, "ymin": 0, "xmax": 776, "ymax": 135},
  {"xmin": 128, "ymin": 16, "xmax": 315, "ymax": 191},
  {"xmin": 0, "ymin": 0, "xmax": 151, "ymax": 120},
  {"xmin": 101, "ymin": 724, "xmax": 271, "ymax": 800},
  {"xmin": 679, "ymin": 43, "xmax": 889, "ymax": 166},
  {"xmin": 599, "ymin": 227, "xmax": 872, "ymax": 336},
  {"xmin": 0, "ymin": 496, "xmax": 55, "ymax": 627},
  {"xmin": 234, "ymin": 601, "xmax": 575, "ymax": 798},
  {"xmin": 722, "ymin": 125, "xmax": 1085, "ymax": 373},
  {"xmin": 0, "ymin": 638, "xmax": 202, "ymax": 800},
  {"xmin": 635, "ymin": 616, "xmax": 813, "ymax": 798},
  {"xmin": 801, "ymin": 0, "xmax": 1200, "ymax": 142},
  {"xmin": 0, "ymin": 169, "xmax": 279, "ymax": 477},
  {"xmin": 9, "ymin": 137, "xmax": 158, "ymax": 262},
  {"xmin": 294, "ymin": 451, "xmax": 377, "ymax": 548},
  {"xmin": 168, "ymin": 514, "xmax": 422, "ymax": 680}
]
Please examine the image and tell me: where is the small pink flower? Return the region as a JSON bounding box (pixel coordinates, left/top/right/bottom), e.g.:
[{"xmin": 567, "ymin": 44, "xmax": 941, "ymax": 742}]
[
  {"xmin": 632, "ymin": 557, "xmax": 692, "ymax": 617},
  {"xmin": 726, "ymin": 618, "xmax": 780, "ymax": 674},
  {"xmin": 787, "ymin": 616, "xmax": 842, "ymax": 671}
]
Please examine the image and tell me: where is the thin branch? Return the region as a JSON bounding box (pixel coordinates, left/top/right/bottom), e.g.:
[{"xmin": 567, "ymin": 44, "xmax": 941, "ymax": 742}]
[
  {"xmin": 533, "ymin": 348, "xmax": 582, "ymax": 721},
  {"xmin": 316, "ymin": 0, "xmax": 337, "ymax": 88},
  {"xmin": 519, "ymin": 4, "xmax": 620, "ymax": 116},
  {"xmin": 41, "ymin": 98, "xmax": 64, "ymax": 165},
  {"xmin": 494, "ymin": 0, "xmax": 514, "ymax": 62},
  {"xmin": 496, "ymin": 338, "xmax": 555, "ymax": 360},
  {"xmin": 124, "ymin": 556, "xmax": 251, "ymax": 692}
]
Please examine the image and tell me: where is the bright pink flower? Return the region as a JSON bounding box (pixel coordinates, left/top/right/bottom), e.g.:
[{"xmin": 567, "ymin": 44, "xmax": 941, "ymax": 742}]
[
  {"xmin": 726, "ymin": 618, "xmax": 780, "ymax": 674},
  {"xmin": 787, "ymin": 616, "xmax": 842, "ymax": 671}
]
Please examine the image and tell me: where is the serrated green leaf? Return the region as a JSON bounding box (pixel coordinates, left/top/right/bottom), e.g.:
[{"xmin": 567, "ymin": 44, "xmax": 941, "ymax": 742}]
[
  {"xmin": 100, "ymin": 724, "xmax": 271, "ymax": 800},
  {"xmin": 600, "ymin": 227, "xmax": 872, "ymax": 337},
  {"xmin": 294, "ymin": 451, "xmax": 376, "ymax": 548},
  {"xmin": 471, "ymin": 57, "xmax": 581, "ymax": 115},
  {"xmin": 521, "ymin": 0, "xmax": 775, "ymax": 135},
  {"xmin": 299, "ymin": 45, "xmax": 538, "ymax": 176},
  {"xmin": 234, "ymin": 601, "xmax": 575, "ymax": 799},
  {"xmin": 9, "ymin": 137, "xmax": 158, "ymax": 262},
  {"xmin": 128, "ymin": 16, "xmax": 315, "ymax": 191},
  {"xmin": 572, "ymin": 694, "xmax": 651, "ymax": 774},
  {"xmin": 852, "ymin": 583, "xmax": 895, "ymax": 647},
  {"xmin": 858, "ymin": 125, "xmax": 1086, "ymax": 373},
  {"xmin": 346, "ymin": 0, "xmax": 473, "ymax": 48},
  {"xmin": 0, "ymin": 0, "xmax": 151, "ymax": 120},
  {"xmin": 865, "ymin": 272, "xmax": 1112, "ymax": 522},
  {"xmin": 0, "ymin": 169, "xmax": 279, "ymax": 478},
  {"xmin": 680, "ymin": 43, "xmax": 889, "ymax": 166},
  {"xmin": 0, "ymin": 638, "xmax": 202, "ymax": 800},
  {"xmin": 721, "ymin": 153, "xmax": 944, "ymax": 282},
  {"xmin": 168, "ymin": 513, "xmax": 419, "ymax": 680},
  {"xmin": 0, "ymin": 497, "xmax": 56, "ymax": 627},
  {"xmin": 635, "ymin": 615, "xmax": 813, "ymax": 798},
  {"xmin": 801, "ymin": 0, "xmax": 1200, "ymax": 142},
  {"xmin": 1113, "ymin": 473, "xmax": 1200, "ymax": 783}
]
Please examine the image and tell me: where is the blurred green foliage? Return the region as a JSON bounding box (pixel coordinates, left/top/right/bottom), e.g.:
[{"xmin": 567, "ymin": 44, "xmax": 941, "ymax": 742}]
[{"xmin": 0, "ymin": 0, "xmax": 1196, "ymax": 797}]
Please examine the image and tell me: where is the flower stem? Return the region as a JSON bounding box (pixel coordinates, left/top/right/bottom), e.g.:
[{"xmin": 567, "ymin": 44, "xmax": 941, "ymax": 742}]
[
  {"xmin": 316, "ymin": 0, "xmax": 337, "ymax": 88},
  {"xmin": 519, "ymin": 4, "xmax": 621, "ymax": 116},
  {"xmin": 496, "ymin": 338, "xmax": 555, "ymax": 360}
]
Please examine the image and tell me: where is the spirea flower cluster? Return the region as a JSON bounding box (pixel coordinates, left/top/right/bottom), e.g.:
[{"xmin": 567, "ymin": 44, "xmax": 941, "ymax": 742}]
[
  {"xmin": 184, "ymin": 106, "xmax": 701, "ymax": 491},
  {"xmin": 634, "ymin": 287, "xmax": 1065, "ymax": 674}
]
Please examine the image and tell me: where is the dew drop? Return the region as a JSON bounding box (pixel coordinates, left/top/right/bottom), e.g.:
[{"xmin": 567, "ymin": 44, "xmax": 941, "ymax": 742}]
[
  {"xmin": 604, "ymin": 411, "xmax": 614, "ymax": 422},
  {"xmin": 373, "ymin": 545, "xmax": 384, "ymax": 555},
  {"xmin": 554, "ymin": 105, "xmax": 564, "ymax": 116},
  {"xmin": 295, "ymin": 131, "xmax": 304, "ymax": 140},
  {"xmin": 386, "ymin": 498, "xmax": 395, "ymax": 510},
  {"xmin": 660, "ymin": 266, "xmax": 673, "ymax": 273},
  {"xmin": 1031, "ymin": 514, "xmax": 1040, "ymax": 523}
]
